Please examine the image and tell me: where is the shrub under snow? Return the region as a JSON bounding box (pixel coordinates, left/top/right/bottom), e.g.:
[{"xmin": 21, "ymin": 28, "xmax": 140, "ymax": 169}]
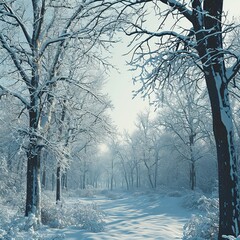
[
  {"xmin": 76, "ymin": 185, "xmax": 97, "ymax": 198},
  {"xmin": 183, "ymin": 212, "xmax": 218, "ymax": 240},
  {"xmin": 182, "ymin": 193, "xmax": 219, "ymax": 240},
  {"xmin": 0, "ymin": 190, "xmax": 105, "ymax": 239},
  {"xmin": 0, "ymin": 214, "xmax": 52, "ymax": 240},
  {"xmin": 41, "ymin": 199, "xmax": 105, "ymax": 232}
]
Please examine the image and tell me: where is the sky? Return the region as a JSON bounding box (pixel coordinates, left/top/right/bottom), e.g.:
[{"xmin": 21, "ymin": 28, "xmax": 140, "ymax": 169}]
[
  {"xmin": 104, "ymin": 0, "xmax": 239, "ymax": 134},
  {"xmin": 105, "ymin": 38, "xmax": 150, "ymax": 134}
]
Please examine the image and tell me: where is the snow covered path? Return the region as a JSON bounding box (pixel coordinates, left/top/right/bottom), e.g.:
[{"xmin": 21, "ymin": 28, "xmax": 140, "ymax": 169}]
[{"xmin": 63, "ymin": 192, "xmax": 191, "ymax": 240}]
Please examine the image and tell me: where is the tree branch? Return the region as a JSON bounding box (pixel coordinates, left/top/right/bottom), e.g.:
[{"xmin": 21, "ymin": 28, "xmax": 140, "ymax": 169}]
[
  {"xmin": 0, "ymin": 85, "xmax": 30, "ymax": 108},
  {"xmin": 0, "ymin": 3, "xmax": 32, "ymax": 46},
  {"xmin": 226, "ymin": 56, "xmax": 240, "ymax": 83},
  {"xmin": 159, "ymin": 0, "xmax": 193, "ymax": 23},
  {"xmin": 0, "ymin": 33, "xmax": 31, "ymax": 84}
]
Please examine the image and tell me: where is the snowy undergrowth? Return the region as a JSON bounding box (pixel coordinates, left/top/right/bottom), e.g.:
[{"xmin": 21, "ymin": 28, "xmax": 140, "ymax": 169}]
[
  {"xmin": 41, "ymin": 191, "xmax": 105, "ymax": 232},
  {"xmin": 182, "ymin": 192, "xmax": 219, "ymax": 240},
  {"xmin": 41, "ymin": 200, "xmax": 105, "ymax": 232},
  {"xmin": 0, "ymin": 213, "xmax": 65, "ymax": 240},
  {"xmin": 0, "ymin": 190, "xmax": 106, "ymax": 240},
  {"xmin": 75, "ymin": 185, "xmax": 97, "ymax": 198}
]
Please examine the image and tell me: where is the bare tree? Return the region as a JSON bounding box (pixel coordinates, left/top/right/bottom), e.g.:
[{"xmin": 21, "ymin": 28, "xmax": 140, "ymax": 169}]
[
  {"xmin": 114, "ymin": 0, "xmax": 240, "ymax": 237},
  {"xmin": 0, "ymin": 0, "xmax": 115, "ymax": 223},
  {"xmin": 157, "ymin": 79, "xmax": 212, "ymax": 190}
]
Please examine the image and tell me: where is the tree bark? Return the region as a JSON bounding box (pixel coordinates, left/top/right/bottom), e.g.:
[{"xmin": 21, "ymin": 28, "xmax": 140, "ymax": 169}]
[
  {"xmin": 190, "ymin": 162, "xmax": 196, "ymax": 191},
  {"xmin": 143, "ymin": 154, "xmax": 154, "ymax": 189},
  {"xmin": 25, "ymin": 67, "xmax": 42, "ymax": 223},
  {"xmin": 56, "ymin": 165, "xmax": 61, "ymax": 203},
  {"xmin": 111, "ymin": 158, "xmax": 114, "ymax": 190},
  {"xmin": 192, "ymin": 1, "xmax": 240, "ymax": 237},
  {"xmin": 52, "ymin": 173, "xmax": 55, "ymax": 192},
  {"xmin": 56, "ymin": 100, "xmax": 67, "ymax": 200},
  {"xmin": 25, "ymin": 137, "xmax": 41, "ymax": 224},
  {"xmin": 154, "ymin": 151, "xmax": 159, "ymax": 189},
  {"xmin": 189, "ymin": 133, "xmax": 196, "ymax": 191},
  {"xmin": 205, "ymin": 71, "xmax": 240, "ymax": 238},
  {"xmin": 136, "ymin": 164, "xmax": 140, "ymax": 188},
  {"xmin": 62, "ymin": 172, "xmax": 67, "ymax": 190},
  {"xmin": 41, "ymin": 151, "xmax": 48, "ymax": 189}
]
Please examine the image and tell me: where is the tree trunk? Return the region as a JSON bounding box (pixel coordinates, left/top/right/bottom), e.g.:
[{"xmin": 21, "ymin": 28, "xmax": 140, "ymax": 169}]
[
  {"xmin": 56, "ymin": 165, "xmax": 61, "ymax": 203},
  {"xmin": 111, "ymin": 158, "xmax": 114, "ymax": 190},
  {"xmin": 143, "ymin": 157, "xmax": 154, "ymax": 189},
  {"xmin": 136, "ymin": 164, "xmax": 139, "ymax": 188},
  {"xmin": 42, "ymin": 167, "xmax": 46, "ymax": 189},
  {"xmin": 110, "ymin": 175, "xmax": 114, "ymax": 191},
  {"xmin": 25, "ymin": 141, "xmax": 41, "ymax": 224},
  {"xmin": 189, "ymin": 132, "xmax": 196, "ymax": 191},
  {"xmin": 154, "ymin": 151, "xmax": 159, "ymax": 189},
  {"xmin": 130, "ymin": 169, "xmax": 134, "ymax": 188},
  {"xmin": 190, "ymin": 162, "xmax": 196, "ymax": 191},
  {"xmin": 62, "ymin": 172, "xmax": 67, "ymax": 190},
  {"xmin": 25, "ymin": 98, "xmax": 41, "ymax": 224},
  {"xmin": 82, "ymin": 171, "xmax": 86, "ymax": 189},
  {"xmin": 124, "ymin": 172, "xmax": 129, "ymax": 190},
  {"xmin": 56, "ymin": 100, "xmax": 66, "ymax": 200},
  {"xmin": 52, "ymin": 173, "xmax": 55, "ymax": 192},
  {"xmin": 205, "ymin": 72, "xmax": 240, "ymax": 238},
  {"xmin": 41, "ymin": 151, "xmax": 47, "ymax": 189},
  {"xmin": 192, "ymin": 1, "xmax": 240, "ymax": 237}
]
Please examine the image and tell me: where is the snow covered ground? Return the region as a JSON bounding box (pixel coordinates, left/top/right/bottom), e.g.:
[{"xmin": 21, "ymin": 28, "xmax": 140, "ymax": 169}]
[
  {"xmin": 53, "ymin": 190, "xmax": 192, "ymax": 239},
  {"xmin": 0, "ymin": 189, "xmax": 200, "ymax": 239}
]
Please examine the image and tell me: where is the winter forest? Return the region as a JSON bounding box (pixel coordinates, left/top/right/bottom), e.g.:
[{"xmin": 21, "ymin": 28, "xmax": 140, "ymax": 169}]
[{"xmin": 0, "ymin": 0, "xmax": 240, "ymax": 239}]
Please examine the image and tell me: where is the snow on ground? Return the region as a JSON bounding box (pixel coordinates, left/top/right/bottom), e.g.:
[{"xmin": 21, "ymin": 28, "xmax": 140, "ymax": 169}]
[
  {"xmin": 59, "ymin": 190, "xmax": 192, "ymax": 240},
  {"xmin": 0, "ymin": 190, "xmax": 196, "ymax": 239}
]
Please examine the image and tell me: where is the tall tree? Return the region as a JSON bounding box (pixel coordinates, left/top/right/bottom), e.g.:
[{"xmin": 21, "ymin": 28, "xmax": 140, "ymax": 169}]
[
  {"xmin": 0, "ymin": 0, "xmax": 115, "ymax": 223},
  {"xmin": 158, "ymin": 80, "xmax": 212, "ymax": 190},
  {"xmin": 135, "ymin": 111, "xmax": 159, "ymax": 189},
  {"xmin": 116, "ymin": 0, "xmax": 240, "ymax": 238}
]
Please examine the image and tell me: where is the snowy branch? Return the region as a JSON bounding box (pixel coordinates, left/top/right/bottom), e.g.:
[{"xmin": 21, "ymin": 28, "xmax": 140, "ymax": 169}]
[
  {"xmin": 125, "ymin": 24, "xmax": 195, "ymax": 48},
  {"xmin": 0, "ymin": 85, "xmax": 30, "ymax": 108},
  {"xmin": 0, "ymin": 33, "xmax": 31, "ymax": 84},
  {"xmin": 226, "ymin": 56, "xmax": 240, "ymax": 83},
  {"xmin": 0, "ymin": 2, "xmax": 32, "ymax": 45},
  {"xmin": 159, "ymin": 0, "xmax": 193, "ymax": 23}
]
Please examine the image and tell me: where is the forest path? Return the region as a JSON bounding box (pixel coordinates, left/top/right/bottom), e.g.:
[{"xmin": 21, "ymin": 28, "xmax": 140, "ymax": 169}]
[{"xmin": 63, "ymin": 191, "xmax": 192, "ymax": 240}]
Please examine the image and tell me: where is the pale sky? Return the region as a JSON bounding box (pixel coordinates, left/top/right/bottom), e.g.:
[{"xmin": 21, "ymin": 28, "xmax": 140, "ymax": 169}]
[
  {"xmin": 105, "ymin": 38, "xmax": 150, "ymax": 134},
  {"xmin": 105, "ymin": 1, "xmax": 239, "ymax": 134}
]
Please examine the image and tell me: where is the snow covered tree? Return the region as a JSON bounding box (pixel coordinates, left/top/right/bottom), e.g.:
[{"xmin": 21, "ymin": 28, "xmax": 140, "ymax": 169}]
[
  {"xmin": 134, "ymin": 111, "xmax": 160, "ymax": 189},
  {"xmin": 123, "ymin": 132, "xmax": 143, "ymax": 189},
  {"xmin": 157, "ymin": 79, "xmax": 213, "ymax": 190},
  {"xmin": 115, "ymin": 0, "xmax": 240, "ymax": 238},
  {"xmin": 0, "ymin": 0, "xmax": 115, "ymax": 224},
  {"xmin": 0, "ymin": 96, "xmax": 27, "ymax": 202}
]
